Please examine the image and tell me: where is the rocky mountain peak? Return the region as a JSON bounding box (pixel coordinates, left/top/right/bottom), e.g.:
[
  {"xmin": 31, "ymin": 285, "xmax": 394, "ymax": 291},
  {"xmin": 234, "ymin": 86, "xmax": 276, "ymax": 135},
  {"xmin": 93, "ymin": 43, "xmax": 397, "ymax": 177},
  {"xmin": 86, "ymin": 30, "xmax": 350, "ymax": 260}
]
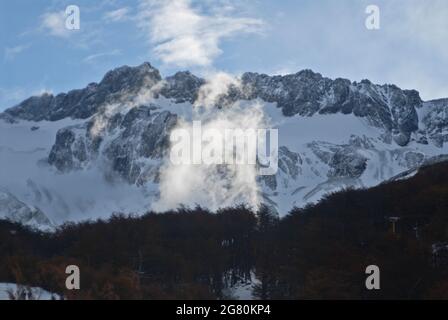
[
  {"xmin": 2, "ymin": 62, "xmax": 162, "ymax": 122},
  {"xmin": 160, "ymin": 70, "xmax": 205, "ymax": 103},
  {"xmin": 99, "ymin": 62, "xmax": 162, "ymax": 92},
  {"xmin": 0, "ymin": 62, "xmax": 440, "ymax": 150}
]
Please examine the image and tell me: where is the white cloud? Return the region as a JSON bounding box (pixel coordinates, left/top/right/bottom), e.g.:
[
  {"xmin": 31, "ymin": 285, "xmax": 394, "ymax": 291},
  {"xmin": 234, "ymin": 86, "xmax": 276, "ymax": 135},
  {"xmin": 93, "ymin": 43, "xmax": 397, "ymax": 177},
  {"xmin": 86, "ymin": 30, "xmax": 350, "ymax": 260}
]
[
  {"xmin": 4, "ymin": 44, "xmax": 30, "ymax": 61},
  {"xmin": 137, "ymin": 0, "xmax": 263, "ymax": 67},
  {"xmin": 82, "ymin": 49, "xmax": 122, "ymax": 63},
  {"xmin": 194, "ymin": 72, "xmax": 240, "ymax": 109},
  {"xmin": 154, "ymin": 72, "xmax": 267, "ymax": 212},
  {"xmin": 103, "ymin": 7, "xmax": 131, "ymax": 22},
  {"xmin": 37, "ymin": 9, "xmax": 101, "ymax": 50},
  {"xmin": 40, "ymin": 11, "xmax": 71, "ymax": 38}
]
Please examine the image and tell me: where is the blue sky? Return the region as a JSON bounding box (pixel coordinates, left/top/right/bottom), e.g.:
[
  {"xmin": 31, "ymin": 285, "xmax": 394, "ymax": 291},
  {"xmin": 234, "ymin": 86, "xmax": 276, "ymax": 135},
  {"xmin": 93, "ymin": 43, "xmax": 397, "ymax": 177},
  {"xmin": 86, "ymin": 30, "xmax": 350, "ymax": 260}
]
[{"xmin": 1, "ymin": 0, "xmax": 447, "ymax": 110}]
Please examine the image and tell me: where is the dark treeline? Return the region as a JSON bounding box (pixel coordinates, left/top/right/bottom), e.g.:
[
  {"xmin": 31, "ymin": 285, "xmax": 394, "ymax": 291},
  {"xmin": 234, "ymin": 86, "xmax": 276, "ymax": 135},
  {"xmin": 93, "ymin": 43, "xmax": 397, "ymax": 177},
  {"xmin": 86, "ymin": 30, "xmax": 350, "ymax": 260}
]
[{"xmin": 1, "ymin": 161, "xmax": 448, "ymax": 299}]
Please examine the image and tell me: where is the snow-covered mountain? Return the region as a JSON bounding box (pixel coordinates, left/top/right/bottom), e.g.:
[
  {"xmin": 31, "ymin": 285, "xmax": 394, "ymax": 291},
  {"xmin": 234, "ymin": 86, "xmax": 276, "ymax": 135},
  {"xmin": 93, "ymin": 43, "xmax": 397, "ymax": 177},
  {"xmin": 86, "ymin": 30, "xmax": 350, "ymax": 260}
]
[
  {"xmin": 1, "ymin": 62, "xmax": 447, "ymax": 229},
  {"xmin": 0, "ymin": 283, "xmax": 61, "ymax": 300}
]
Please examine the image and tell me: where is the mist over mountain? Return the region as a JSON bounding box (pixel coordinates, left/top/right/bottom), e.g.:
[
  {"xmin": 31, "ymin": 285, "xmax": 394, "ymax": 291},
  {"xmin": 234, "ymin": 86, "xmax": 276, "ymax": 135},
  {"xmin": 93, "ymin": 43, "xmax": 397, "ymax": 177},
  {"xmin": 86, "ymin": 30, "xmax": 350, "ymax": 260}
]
[{"xmin": 1, "ymin": 62, "xmax": 447, "ymax": 229}]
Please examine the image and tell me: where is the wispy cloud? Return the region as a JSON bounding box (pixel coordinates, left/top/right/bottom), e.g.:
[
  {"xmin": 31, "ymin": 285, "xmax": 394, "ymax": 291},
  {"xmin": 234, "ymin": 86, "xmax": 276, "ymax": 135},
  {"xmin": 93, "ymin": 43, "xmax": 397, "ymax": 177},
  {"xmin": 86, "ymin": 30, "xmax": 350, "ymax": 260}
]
[
  {"xmin": 103, "ymin": 7, "xmax": 131, "ymax": 22},
  {"xmin": 82, "ymin": 49, "xmax": 122, "ymax": 63},
  {"xmin": 4, "ymin": 44, "xmax": 31, "ymax": 61},
  {"xmin": 137, "ymin": 0, "xmax": 263, "ymax": 67},
  {"xmin": 36, "ymin": 8, "xmax": 104, "ymax": 50},
  {"xmin": 40, "ymin": 11, "xmax": 72, "ymax": 38}
]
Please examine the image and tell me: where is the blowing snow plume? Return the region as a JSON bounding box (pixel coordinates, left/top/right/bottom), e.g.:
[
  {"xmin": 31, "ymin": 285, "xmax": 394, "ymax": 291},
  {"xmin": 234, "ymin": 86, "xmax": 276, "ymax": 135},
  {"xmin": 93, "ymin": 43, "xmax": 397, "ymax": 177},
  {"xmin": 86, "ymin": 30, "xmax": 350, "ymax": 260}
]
[
  {"xmin": 138, "ymin": 1, "xmax": 271, "ymax": 212},
  {"xmin": 138, "ymin": 0, "xmax": 263, "ymax": 67},
  {"xmin": 153, "ymin": 72, "xmax": 277, "ymax": 212}
]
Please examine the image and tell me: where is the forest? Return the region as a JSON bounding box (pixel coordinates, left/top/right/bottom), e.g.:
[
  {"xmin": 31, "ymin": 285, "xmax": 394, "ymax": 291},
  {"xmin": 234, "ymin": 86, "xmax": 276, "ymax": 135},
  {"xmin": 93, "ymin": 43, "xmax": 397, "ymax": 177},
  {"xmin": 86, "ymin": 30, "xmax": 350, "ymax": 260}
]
[{"xmin": 1, "ymin": 160, "xmax": 448, "ymax": 299}]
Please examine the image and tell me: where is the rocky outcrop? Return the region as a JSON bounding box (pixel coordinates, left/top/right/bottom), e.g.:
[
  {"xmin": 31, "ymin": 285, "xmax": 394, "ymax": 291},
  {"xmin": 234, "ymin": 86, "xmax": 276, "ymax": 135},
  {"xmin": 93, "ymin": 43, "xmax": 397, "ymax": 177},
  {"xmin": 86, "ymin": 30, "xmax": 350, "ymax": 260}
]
[
  {"xmin": 239, "ymin": 72, "xmax": 421, "ymax": 146},
  {"xmin": 104, "ymin": 107, "xmax": 177, "ymax": 184},
  {"xmin": 48, "ymin": 104, "xmax": 177, "ymax": 184},
  {"xmin": 0, "ymin": 190, "xmax": 53, "ymax": 230},
  {"xmin": 307, "ymin": 141, "xmax": 368, "ymax": 179},
  {"xmin": 160, "ymin": 71, "xmax": 205, "ymax": 103},
  {"xmin": 422, "ymin": 98, "xmax": 448, "ymax": 148}
]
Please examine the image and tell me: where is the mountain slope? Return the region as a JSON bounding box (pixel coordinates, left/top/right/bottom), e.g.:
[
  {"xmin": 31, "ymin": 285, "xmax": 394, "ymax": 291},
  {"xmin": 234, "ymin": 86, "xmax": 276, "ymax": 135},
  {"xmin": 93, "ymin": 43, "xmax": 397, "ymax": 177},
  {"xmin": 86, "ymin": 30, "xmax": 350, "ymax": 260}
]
[{"xmin": 1, "ymin": 62, "xmax": 447, "ymax": 227}]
